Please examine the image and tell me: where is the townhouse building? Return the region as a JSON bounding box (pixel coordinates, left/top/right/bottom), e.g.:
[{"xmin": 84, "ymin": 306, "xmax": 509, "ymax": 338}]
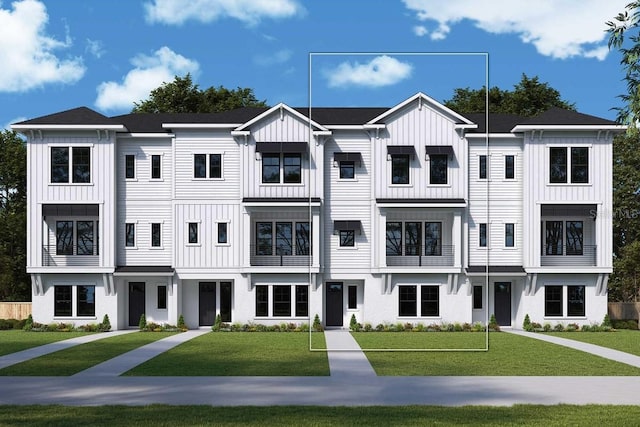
[{"xmin": 13, "ymin": 93, "xmax": 623, "ymax": 329}]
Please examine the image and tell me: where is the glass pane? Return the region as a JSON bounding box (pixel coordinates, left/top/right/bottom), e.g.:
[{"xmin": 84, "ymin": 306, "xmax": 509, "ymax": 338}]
[
  {"xmin": 421, "ymin": 286, "xmax": 439, "ymax": 316},
  {"xmin": 391, "ymin": 155, "xmax": 409, "ymax": 184},
  {"xmin": 72, "ymin": 147, "xmax": 91, "ymax": 183},
  {"xmin": 425, "ymin": 222, "xmax": 442, "ymax": 255},
  {"xmin": 566, "ymin": 221, "xmax": 583, "ymax": 255},
  {"xmin": 545, "ymin": 221, "xmax": 563, "ymax": 255},
  {"xmin": 340, "ymin": 230, "xmax": 354, "ymax": 247},
  {"xmin": 218, "ymin": 222, "xmax": 227, "ymax": 244},
  {"xmin": 405, "ymin": 222, "xmax": 421, "ymax": 255},
  {"xmin": 430, "ymin": 154, "xmax": 448, "ymax": 184},
  {"xmin": 125, "ymin": 155, "xmax": 135, "ymax": 179},
  {"xmin": 152, "ymin": 223, "xmax": 161, "ymax": 247},
  {"xmin": 386, "ymin": 222, "xmax": 402, "ymax": 256},
  {"xmin": 210, "ymin": 154, "xmax": 222, "ymax": 178},
  {"xmin": 151, "ymin": 155, "xmax": 161, "ymax": 179},
  {"xmin": 188, "ymin": 223, "xmax": 198, "ymax": 244},
  {"xmin": 479, "ymin": 155, "xmax": 487, "ymax": 179},
  {"xmin": 505, "ymin": 155, "xmax": 515, "ymax": 179},
  {"xmin": 256, "ymin": 222, "xmax": 272, "ymax": 255},
  {"xmin": 295, "ymin": 222, "xmax": 310, "ymax": 255},
  {"xmin": 76, "ymin": 221, "xmax": 94, "ymax": 255},
  {"xmin": 77, "ymin": 285, "xmax": 95, "ymax": 316},
  {"xmin": 568, "ymin": 286, "xmax": 585, "ymax": 316},
  {"xmin": 276, "ymin": 222, "xmax": 292, "ymax": 256},
  {"xmin": 56, "ymin": 221, "xmax": 74, "ymax": 255},
  {"xmin": 398, "ymin": 285, "xmax": 417, "ymax": 316},
  {"xmin": 220, "ymin": 282, "xmax": 232, "ymax": 322},
  {"xmin": 157, "ymin": 285, "xmax": 167, "ymax": 309},
  {"xmin": 348, "ymin": 286, "xmax": 357, "ymax": 309},
  {"xmin": 505, "ymin": 223, "xmax": 514, "ymax": 247},
  {"xmin": 125, "ymin": 223, "xmax": 135, "ymax": 247},
  {"xmin": 473, "ymin": 286, "xmax": 483, "ymax": 309},
  {"xmin": 262, "ymin": 154, "xmax": 280, "ymax": 183},
  {"xmin": 51, "ymin": 147, "xmax": 69, "ymax": 183},
  {"xmin": 55, "ymin": 286, "xmax": 72, "ymax": 316},
  {"xmin": 255, "ymin": 286, "xmax": 268, "ymax": 317},
  {"xmin": 194, "ymin": 154, "xmax": 206, "ymax": 178},
  {"xmin": 545, "ymin": 286, "xmax": 563, "ymax": 316},
  {"xmin": 550, "ymin": 147, "xmax": 567, "ymax": 183},
  {"xmin": 295, "ymin": 285, "xmax": 308, "ymax": 317},
  {"xmin": 571, "ymin": 147, "xmax": 588, "ymax": 183},
  {"xmin": 273, "ymin": 285, "xmax": 291, "ymax": 317},
  {"xmin": 479, "ymin": 223, "xmax": 487, "ymax": 247},
  {"xmin": 340, "ymin": 161, "xmax": 355, "ymax": 179},
  {"xmin": 283, "ymin": 154, "xmax": 301, "ymax": 183}
]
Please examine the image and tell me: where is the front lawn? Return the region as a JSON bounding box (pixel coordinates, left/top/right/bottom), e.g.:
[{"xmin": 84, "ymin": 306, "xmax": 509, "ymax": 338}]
[
  {"xmin": 543, "ymin": 330, "xmax": 640, "ymax": 356},
  {"xmin": 125, "ymin": 332, "xmax": 329, "ymax": 376},
  {"xmin": 0, "ymin": 332, "xmax": 175, "ymax": 376},
  {"xmin": 352, "ymin": 332, "xmax": 640, "ymax": 376},
  {"xmin": 1, "ymin": 405, "xmax": 640, "ymax": 426},
  {"xmin": 353, "ymin": 331, "xmax": 486, "ymax": 350},
  {"xmin": 0, "ymin": 330, "xmax": 90, "ymax": 357}
]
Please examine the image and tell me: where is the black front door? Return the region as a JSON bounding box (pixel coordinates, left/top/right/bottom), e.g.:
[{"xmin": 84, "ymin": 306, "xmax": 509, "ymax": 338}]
[
  {"xmin": 325, "ymin": 282, "xmax": 343, "ymax": 327},
  {"xmin": 494, "ymin": 282, "xmax": 512, "ymax": 326},
  {"xmin": 128, "ymin": 282, "xmax": 145, "ymax": 327},
  {"xmin": 199, "ymin": 282, "xmax": 216, "ymax": 326}
]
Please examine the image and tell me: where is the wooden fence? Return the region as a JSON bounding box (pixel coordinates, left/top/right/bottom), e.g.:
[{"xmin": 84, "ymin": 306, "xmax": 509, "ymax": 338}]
[
  {"xmin": 0, "ymin": 302, "xmax": 31, "ymax": 320},
  {"xmin": 608, "ymin": 302, "xmax": 640, "ymax": 320}
]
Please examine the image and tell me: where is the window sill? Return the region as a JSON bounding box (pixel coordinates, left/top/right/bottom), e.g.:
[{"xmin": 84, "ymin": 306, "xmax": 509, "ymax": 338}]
[
  {"xmin": 48, "ymin": 182, "xmax": 94, "ymax": 186},
  {"xmin": 337, "ymin": 246, "xmax": 358, "ymax": 250},
  {"xmin": 427, "ymin": 184, "xmax": 451, "ymax": 188},
  {"xmin": 215, "ymin": 243, "xmax": 231, "ymax": 247},
  {"xmin": 191, "ymin": 178, "xmax": 225, "ymax": 182},
  {"xmin": 149, "ymin": 246, "xmax": 165, "ymax": 250},
  {"xmin": 186, "ymin": 243, "xmax": 201, "ymax": 247},
  {"xmin": 337, "ymin": 178, "xmax": 358, "ymax": 182},
  {"xmin": 54, "ymin": 316, "xmax": 97, "ymax": 321},
  {"xmin": 259, "ymin": 183, "xmax": 304, "ymax": 187},
  {"xmin": 543, "ymin": 316, "xmax": 587, "ymax": 320},
  {"xmin": 388, "ymin": 184, "xmax": 413, "ymax": 188},
  {"xmin": 125, "ymin": 178, "xmax": 138, "ymax": 182},
  {"xmin": 547, "ymin": 183, "xmax": 591, "ymax": 187},
  {"xmin": 125, "ymin": 246, "xmax": 138, "ymax": 250}
]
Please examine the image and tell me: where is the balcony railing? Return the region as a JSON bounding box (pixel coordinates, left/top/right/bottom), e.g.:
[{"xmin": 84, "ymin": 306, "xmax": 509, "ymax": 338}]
[
  {"xmin": 42, "ymin": 245, "xmax": 99, "ymax": 267},
  {"xmin": 386, "ymin": 245, "xmax": 454, "ymax": 267},
  {"xmin": 250, "ymin": 244, "xmax": 311, "ymax": 267},
  {"xmin": 540, "ymin": 245, "xmax": 596, "ymax": 266}
]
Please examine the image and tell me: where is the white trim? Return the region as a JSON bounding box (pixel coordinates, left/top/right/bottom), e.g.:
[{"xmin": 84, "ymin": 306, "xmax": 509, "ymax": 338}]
[
  {"xmin": 162, "ymin": 123, "xmax": 242, "ymax": 129},
  {"xmin": 512, "ymin": 124, "xmax": 625, "ymax": 132},
  {"xmin": 367, "ymin": 92, "xmax": 476, "ymax": 126},
  {"xmin": 235, "ymin": 103, "xmax": 329, "ymax": 132},
  {"xmin": 12, "ymin": 124, "xmax": 125, "ymax": 131}
]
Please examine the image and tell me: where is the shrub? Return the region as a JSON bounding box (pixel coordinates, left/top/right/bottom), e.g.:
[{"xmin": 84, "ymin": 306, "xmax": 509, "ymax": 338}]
[
  {"xmin": 363, "ymin": 322, "xmax": 373, "ymax": 332},
  {"xmin": 312, "ymin": 314, "xmax": 323, "ymax": 332},
  {"xmin": 375, "ymin": 323, "xmax": 385, "ymax": 332},
  {"xmin": 453, "ymin": 322, "xmax": 463, "ymax": 332},
  {"xmin": 211, "ymin": 314, "xmax": 222, "ymax": 332},
  {"xmin": 488, "ymin": 314, "xmax": 500, "ymax": 332},
  {"xmin": 349, "ymin": 314, "xmax": 358, "ymax": 331},
  {"xmin": 404, "ymin": 322, "xmax": 414, "ymax": 331},
  {"xmin": 553, "ymin": 323, "xmax": 565, "ymax": 332},
  {"xmin": 23, "ymin": 314, "xmax": 33, "ymax": 331},
  {"xmin": 415, "ymin": 323, "xmax": 425, "ymax": 332},
  {"xmin": 0, "ymin": 319, "xmax": 23, "ymax": 330},
  {"xmin": 542, "ymin": 323, "xmax": 551, "ymax": 332},
  {"xmin": 602, "ymin": 313, "xmax": 612, "ymax": 328},
  {"xmin": 472, "ymin": 322, "xmax": 485, "ymax": 332},
  {"xmin": 100, "ymin": 314, "xmax": 111, "ymax": 332},
  {"xmin": 177, "ymin": 314, "xmax": 186, "ymax": 330},
  {"xmin": 138, "ymin": 313, "xmax": 147, "ymax": 331},
  {"xmin": 427, "ymin": 323, "xmax": 441, "ymax": 332},
  {"xmin": 462, "ymin": 322, "xmax": 472, "ymax": 332},
  {"xmin": 523, "ymin": 314, "xmax": 532, "ymax": 331},
  {"xmin": 298, "ymin": 322, "xmax": 309, "ymax": 332}
]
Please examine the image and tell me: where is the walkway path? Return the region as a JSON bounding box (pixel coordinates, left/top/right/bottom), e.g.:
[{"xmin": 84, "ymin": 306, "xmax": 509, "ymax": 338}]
[
  {"xmin": 505, "ymin": 329, "xmax": 640, "ymax": 368},
  {"xmin": 323, "ymin": 329, "xmax": 376, "ymax": 378},
  {"xmin": 0, "ymin": 330, "xmax": 136, "ymax": 370}
]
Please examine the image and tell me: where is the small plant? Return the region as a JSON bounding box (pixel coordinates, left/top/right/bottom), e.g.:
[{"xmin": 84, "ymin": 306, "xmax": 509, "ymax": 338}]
[
  {"xmin": 211, "ymin": 314, "xmax": 222, "ymax": 332},
  {"xmin": 23, "ymin": 314, "xmax": 33, "ymax": 331},
  {"xmin": 472, "ymin": 322, "xmax": 485, "ymax": 332},
  {"xmin": 100, "ymin": 314, "xmax": 111, "ymax": 332},
  {"xmin": 542, "ymin": 323, "xmax": 551, "ymax": 332},
  {"xmin": 602, "ymin": 314, "xmax": 612, "ymax": 328},
  {"xmin": 488, "ymin": 314, "xmax": 500, "ymax": 332},
  {"xmin": 177, "ymin": 314, "xmax": 186, "ymax": 330},
  {"xmin": 523, "ymin": 314, "xmax": 532, "ymax": 331},
  {"xmin": 349, "ymin": 314, "xmax": 358, "ymax": 331},
  {"xmin": 415, "ymin": 322, "xmax": 425, "ymax": 332},
  {"xmin": 138, "ymin": 313, "xmax": 147, "ymax": 330},
  {"xmin": 363, "ymin": 322, "xmax": 373, "ymax": 332},
  {"xmin": 554, "ymin": 323, "xmax": 565, "ymax": 332},
  {"xmin": 312, "ymin": 314, "xmax": 323, "ymax": 332},
  {"xmin": 453, "ymin": 322, "xmax": 463, "ymax": 332},
  {"xmin": 375, "ymin": 323, "xmax": 385, "ymax": 332}
]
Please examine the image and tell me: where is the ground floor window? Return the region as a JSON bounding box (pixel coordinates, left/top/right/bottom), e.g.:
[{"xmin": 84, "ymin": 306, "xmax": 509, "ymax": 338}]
[
  {"xmin": 545, "ymin": 285, "xmax": 585, "ymax": 317},
  {"xmin": 348, "ymin": 285, "xmax": 357, "ymax": 309},
  {"xmin": 255, "ymin": 284, "xmax": 308, "ymax": 317},
  {"xmin": 398, "ymin": 285, "xmax": 440, "ymax": 317},
  {"xmin": 473, "ymin": 285, "xmax": 483, "ymax": 309},
  {"xmin": 157, "ymin": 285, "xmax": 167, "ymax": 310},
  {"xmin": 55, "ymin": 284, "xmax": 94, "ymax": 317}
]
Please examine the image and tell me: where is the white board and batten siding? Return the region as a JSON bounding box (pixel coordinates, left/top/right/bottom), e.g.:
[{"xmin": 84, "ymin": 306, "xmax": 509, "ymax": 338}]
[
  {"xmin": 243, "ymin": 112, "xmax": 323, "ymax": 200},
  {"xmin": 116, "ymin": 137, "xmax": 173, "ymax": 201},
  {"xmin": 522, "ymin": 133, "xmax": 613, "ymax": 268},
  {"xmin": 374, "ymin": 103, "xmax": 467, "ymax": 201},
  {"xmin": 29, "ymin": 133, "xmax": 117, "ymax": 269}
]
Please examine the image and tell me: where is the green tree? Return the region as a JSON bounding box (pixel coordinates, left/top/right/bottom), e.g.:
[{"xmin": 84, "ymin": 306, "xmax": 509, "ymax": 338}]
[
  {"xmin": 612, "ymin": 129, "xmax": 640, "ymax": 257},
  {"xmin": 444, "ymin": 74, "xmax": 575, "ymax": 116},
  {"xmin": 610, "ymin": 240, "xmax": 640, "ymax": 302},
  {"xmin": 0, "ymin": 130, "xmax": 29, "ymax": 301},
  {"xmin": 132, "ymin": 74, "xmax": 268, "ymax": 113}
]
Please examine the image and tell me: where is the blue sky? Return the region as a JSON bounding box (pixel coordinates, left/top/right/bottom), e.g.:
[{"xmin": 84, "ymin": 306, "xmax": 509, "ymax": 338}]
[{"xmin": 0, "ymin": 0, "xmax": 631, "ymax": 129}]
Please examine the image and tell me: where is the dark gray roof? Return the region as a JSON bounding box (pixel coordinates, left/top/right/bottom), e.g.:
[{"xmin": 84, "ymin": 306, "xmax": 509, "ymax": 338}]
[
  {"xmin": 17, "ymin": 107, "xmax": 116, "ymax": 125},
  {"xmin": 519, "ymin": 107, "xmax": 617, "ymax": 126},
  {"xmin": 464, "ymin": 113, "xmax": 525, "ymax": 133},
  {"xmin": 294, "ymin": 107, "xmax": 388, "ymax": 125}
]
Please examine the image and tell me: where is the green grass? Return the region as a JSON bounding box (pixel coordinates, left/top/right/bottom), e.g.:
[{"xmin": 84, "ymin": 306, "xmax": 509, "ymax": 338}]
[
  {"xmin": 125, "ymin": 332, "xmax": 329, "ymax": 376},
  {"xmin": 353, "ymin": 331, "xmax": 487, "ymax": 350},
  {"xmin": 352, "ymin": 332, "xmax": 640, "ymax": 376},
  {"xmin": 544, "ymin": 330, "xmax": 640, "ymax": 356},
  {"xmin": 1, "ymin": 405, "xmax": 640, "ymax": 426},
  {"xmin": 0, "ymin": 330, "xmax": 90, "ymax": 357},
  {"xmin": 0, "ymin": 332, "xmax": 175, "ymax": 376}
]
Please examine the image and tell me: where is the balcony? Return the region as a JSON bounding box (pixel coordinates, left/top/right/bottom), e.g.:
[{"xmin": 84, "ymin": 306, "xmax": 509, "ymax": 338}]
[
  {"xmin": 540, "ymin": 245, "xmax": 596, "ymax": 267},
  {"xmin": 250, "ymin": 244, "xmax": 311, "ymax": 267},
  {"xmin": 42, "ymin": 245, "xmax": 99, "ymax": 267},
  {"xmin": 386, "ymin": 245, "xmax": 454, "ymax": 267}
]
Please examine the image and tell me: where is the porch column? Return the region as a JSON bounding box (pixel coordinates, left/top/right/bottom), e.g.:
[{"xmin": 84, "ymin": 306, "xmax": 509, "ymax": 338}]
[
  {"xmin": 379, "ymin": 211, "xmax": 387, "ymax": 267},
  {"xmin": 453, "ymin": 210, "xmax": 462, "ymax": 268},
  {"xmin": 242, "ymin": 209, "xmax": 251, "ymax": 267},
  {"xmin": 312, "ymin": 208, "xmax": 320, "ymax": 268}
]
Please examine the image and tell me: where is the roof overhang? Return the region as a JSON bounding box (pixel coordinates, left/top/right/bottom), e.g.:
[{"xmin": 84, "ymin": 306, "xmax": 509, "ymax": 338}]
[
  {"xmin": 162, "ymin": 123, "xmax": 241, "ymax": 129},
  {"xmin": 377, "ymin": 198, "xmax": 466, "ymax": 208},
  {"xmin": 235, "ymin": 103, "xmax": 330, "ymax": 133},
  {"xmin": 11, "ymin": 124, "xmax": 126, "ymax": 131},
  {"xmin": 511, "ymin": 124, "xmax": 626, "ymax": 132},
  {"xmin": 367, "ymin": 92, "xmax": 476, "ymax": 126}
]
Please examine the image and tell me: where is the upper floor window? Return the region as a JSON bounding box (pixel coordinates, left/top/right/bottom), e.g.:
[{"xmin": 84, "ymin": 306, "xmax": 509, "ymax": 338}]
[
  {"xmin": 479, "ymin": 223, "xmax": 487, "ymax": 247},
  {"xmin": 256, "ymin": 221, "xmax": 310, "ymax": 256},
  {"xmin": 391, "ymin": 154, "xmax": 410, "ymax": 184},
  {"xmin": 479, "ymin": 155, "xmax": 487, "ymax": 179},
  {"xmin": 125, "ymin": 223, "xmax": 135, "ymax": 247},
  {"xmin": 550, "ymin": 147, "xmax": 588, "ymax": 184},
  {"xmin": 545, "ymin": 220, "xmax": 583, "ymax": 256},
  {"xmin": 339, "ymin": 230, "xmax": 355, "ymax": 247},
  {"xmin": 56, "ymin": 220, "xmax": 96, "ymax": 255},
  {"xmin": 339, "ymin": 161, "xmax": 355, "ymax": 179},
  {"xmin": 125, "ymin": 155, "xmax": 135, "ymax": 179},
  {"xmin": 505, "ymin": 155, "xmax": 515, "ymax": 179},
  {"xmin": 194, "ymin": 154, "xmax": 222, "ymax": 179},
  {"xmin": 283, "ymin": 154, "xmax": 301, "ymax": 183},
  {"xmin": 151, "ymin": 223, "xmax": 161, "ymax": 247},
  {"xmin": 261, "ymin": 153, "xmax": 301, "ymax": 184},
  {"xmin": 51, "ymin": 147, "xmax": 91, "ymax": 183},
  {"xmin": 385, "ymin": 221, "xmax": 442, "ymax": 256},
  {"xmin": 151, "ymin": 155, "xmax": 161, "ymax": 179},
  {"xmin": 188, "ymin": 222, "xmax": 199, "ymax": 244},
  {"xmin": 217, "ymin": 222, "xmax": 228, "ymax": 244},
  {"xmin": 505, "ymin": 223, "xmax": 515, "ymax": 247},
  {"xmin": 429, "ymin": 154, "xmax": 448, "ymax": 185}
]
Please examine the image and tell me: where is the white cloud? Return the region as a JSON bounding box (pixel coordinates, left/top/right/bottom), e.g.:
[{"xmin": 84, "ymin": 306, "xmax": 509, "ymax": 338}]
[
  {"xmin": 326, "ymin": 56, "xmax": 413, "ymax": 88},
  {"xmin": 86, "ymin": 39, "xmax": 105, "ymax": 59},
  {"xmin": 4, "ymin": 117, "xmax": 27, "ymax": 131},
  {"xmin": 144, "ymin": 0, "xmax": 304, "ymax": 26},
  {"xmin": 254, "ymin": 49, "xmax": 293, "ymax": 66},
  {"xmin": 94, "ymin": 46, "xmax": 199, "ymax": 111},
  {"xmin": 402, "ymin": 0, "xmax": 628, "ymax": 60},
  {"xmin": 0, "ymin": 0, "xmax": 85, "ymax": 92},
  {"xmin": 413, "ymin": 25, "xmax": 428, "ymax": 37}
]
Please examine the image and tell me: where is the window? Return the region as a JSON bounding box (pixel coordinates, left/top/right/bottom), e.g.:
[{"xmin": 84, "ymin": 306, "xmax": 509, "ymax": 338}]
[
  {"xmin": 479, "ymin": 223, "xmax": 487, "ymax": 247},
  {"xmin": 473, "ymin": 285, "xmax": 483, "ymax": 309},
  {"xmin": 77, "ymin": 285, "xmax": 95, "ymax": 316},
  {"xmin": 568, "ymin": 285, "xmax": 585, "ymax": 316},
  {"xmin": 51, "ymin": 147, "xmax": 91, "ymax": 183},
  {"xmin": 276, "ymin": 222, "xmax": 292, "ymax": 256},
  {"xmin": 339, "ymin": 161, "xmax": 355, "ymax": 179},
  {"xmin": 273, "ymin": 285, "xmax": 291, "ymax": 316},
  {"xmin": 262, "ymin": 154, "xmax": 280, "ymax": 183},
  {"xmin": 405, "ymin": 222, "xmax": 421, "ymax": 256},
  {"xmin": 479, "ymin": 155, "xmax": 487, "ymax": 179},
  {"xmin": 421, "ymin": 286, "xmax": 439, "ymax": 316},
  {"xmin": 54, "ymin": 286, "xmax": 72, "ymax": 316},
  {"xmin": 398, "ymin": 285, "xmax": 417, "ymax": 316},
  {"xmin": 339, "ymin": 230, "xmax": 355, "ymax": 247},
  {"xmin": 125, "ymin": 223, "xmax": 135, "ymax": 247},
  {"xmin": 571, "ymin": 148, "xmax": 588, "ymax": 183},
  {"xmin": 386, "ymin": 222, "xmax": 402, "ymax": 256},
  {"xmin": 256, "ymin": 286, "xmax": 268, "ymax": 317},
  {"xmin": 425, "ymin": 222, "xmax": 442, "ymax": 256},
  {"xmin": 295, "ymin": 285, "xmax": 308, "ymax": 317},
  {"xmin": 256, "ymin": 222, "xmax": 273, "ymax": 255},
  {"xmin": 151, "ymin": 155, "xmax": 161, "ymax": 179},
  {"xmin": 188, "ymin": 222, "xmax": 198, "ymax": 244},
  {"xmin": 505, "ymin": 223, "xmax": 515, "ymax": 247},
  {"xmin": 429, "ymin": 154, "xmax": 448, "ymax": 185},
  {"xmin": 296, "ymin": 222, "xmax": 310, "ymax": 256},
  {"xmin": 125, "ymin": 155, "xmax": 135, "ymax": 179},
  {"xmin": 76, "ymin": 221, "xmax": 94, "ymax": 255},
  {"xmin": 157, "ymin": 285, "xmax": 167, "ymax": 309},
  {"xmin": 283, "ymin": 154, "xmax": 302, "ymax": 183},
  {"xmin": 545, "ymin": 221, "xmax": 563, "ymax": 255},
  {"xmin": 256, "ymin": 221, "xmax": 310, "ymax": 256},
  {"xmin": 217, "ymin": 222, "xmax": 228, "ymax": 244},
  {"xmin": 220, "ymin": 282, "xmax": 232, "ymax": 322},
  {"xmin": 545, "ymin": 286, "xmax": 563, "ymax": 316},
  {"xmin": 348, "ymin": 286, "xmax": 357, "ymax": 309},
  {"xmin": 505, "ymin": 155, "xmax": 515, "ymax": 179},
  {"xmin": 56, "ymin": 221, "xmax": 74, "ymax": 255},
  {"xmin": 566, "ymin": 221, "xmax": 583, "ymax": 255},
  {"xmin": 550, "ymin": 147, "xmax": 589, "ymax": 184},
  {"xmin": 151, "ymin": 223, "xmax": 161, "ymax": 247},
  {"xmin": 391, "ymin": 154, "xmax": 409, "ymax": 184},
  {"xmin": 194, "ymin": 154, "xmax": 222, "ymax": 179}
]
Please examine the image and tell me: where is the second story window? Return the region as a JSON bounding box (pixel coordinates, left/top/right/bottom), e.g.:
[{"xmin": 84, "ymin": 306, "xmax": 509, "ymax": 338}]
[
  {"xmin": 262, "ymin": 154, "xmax": 280, "ymax": 183},
  {"xmin": 194, "ymin": 154, "xmax": 222, "ymax": 179},
  {"xmin": 429, "ymin": 154, "xmax": 448, "ymax": 185},
  {"xmin": 217, "ymin": 222, "xmax": 228, "ymax": 244},
  {"xmin": 550, "ymin": 147, "xmax": 588, "ymax": 184},
  {"xmin": 125, "ymin": 223, "xmax": 135, "ymax": 247},
  {"xmin": 505, "ymin": 223, "xmax": 515, "ymax": 247},
  {"xmin": 151, "ymin": 155, "xmax": 161, "ymax": 179},
  {"xmin": 261, "ymin": 153, "xmax": 301, "ymax": 184},
  {"xmin": 51, "ymin": 147, "xmax": 91, "ymax": 184},
  {"xmin": 151, "ymin": 223, "xmax": 161, "ymax": 247},
  {"xmin": 479, "ymin": 155, "xmax": 487, "ymax": 179},
  {"xmin": 283, "ymin": 154, "xmax": 301, "ymax": 183},
  {"xmin": 339, "ymin": 230, "xmax": 355, "ymax": 247},
  {"xmin": 391, "ymin": 155, "xmax": 410, "ymax": 184},
  {"xmin": 125, "ymin": 155, "xmax": 135, "ymax": 179},
  {"xmin": 505, "ymin": 155, "xmax": 515, "ymax": 179},
  {"xmin": 188, "ymin": 222, "xmax": 199, "ymax": 244},
  {"xmin": 339, "ymin": 161, "xmax": 355, "ymax": 179},
  {"xmin": 479, "ymin": 223, "xmax": 487, "ymax": 247}
]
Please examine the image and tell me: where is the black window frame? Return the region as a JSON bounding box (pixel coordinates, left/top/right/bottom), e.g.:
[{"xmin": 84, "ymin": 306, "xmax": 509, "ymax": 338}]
[
  {"xmin": 339, "ymin": 160, "xmax": 355, "ymax": 179},
  {"xmin": 348, "ymin": 285, "xmax": 357, "ymax": 309},
  {"xmin": 151, "ymin": 154, "xmax": 161, "ymax": 179},
  {"xmin": 429, "ymin": 154, "xmax": 448, "ymax": 185},
  {"xmin": 220, "ymin": 281, "xmax": 232, "ymax": 322},
  {"xmin": 425, "ymin": 222, "xmax": 442, "ymax": 256},
  {"xmin": 188, "ymin": 222, "xmax": 199, "ymax": 244},
  {"xmin": 505, "ymin": 155, "xmax": 515, "ymax": 179},
  {"xmin": 421, "ymin": 285, "xmax": 439, "ymax": 317},
  {"xmin": 505, "ymin": 223, "xmax": 515, "ymax": 248},
  {"xmin": 545, "ymin": 285, "xmax": 563, "ymax": 317},
  {"xmin": 391, "ymin": 154, "xmax": 410, "ymax": 185},
  {"xmin": 51, "ymin": 147, "xmax": 70, "ymax": 183},
  {"xmin": 72, "ymin": 147, "xmax": 91, "ymax": 184},
  {"xmin": 273, "ymin": 285, "xmax": 291, "ymax": 317},
  {"xmin": 473, "ymin": 285, "xmax": 483, "ymax": 309},
  {"xmin": 295, "ymin": 222, "xmax": 310, "ymax": 256},
  {"xmin": 566, "ymin": 221, "xmax": 583, "ymax": 256},
  {"xmin": 339, "ymin": 230, "xmax": 355, "ymax": 247},
  {"xmin": 194, "ymin": 154, "xmax": 207, "ymax": 178},
  {"xmin": 255, "ymin": 285, "xmax": 268, "ymax": 317},
  {"xmin": 151, "ymin": 223, "xmax": 161, "ymax": 247},
  {"xmin": 262, "ymin": 153, "xmax": 281, "ymax": 183},
  {"xmin": 77, "ymin": 285, "xmax": 96, "ymax": 317},
  {"xmin": 276, "ymin": 222, "xmax": 293, "ymax": 256},
  {"xmin": 56, "ymin": 220, "xmax": 74, "ymax": 255},
  {"xmin": 295, "ymin": 285, "xmax": 308, "ymax": 317},
  {"xmin": 479, "ymin": 223, "xmax": 487, "ymax": 248},
  {"xmin": 479, "ymin": 155, "xmax": 487, "ymax": 180},
  {"xmin": 386, "ymin": 222, "xmax": 403, "ymax": 256},
  {"xmin": 571, "ymin": 147, "xmax": 588, "ymax": 183},
  {"xmin": 54, "ymin": 285, "xmax": 72, "ymax": 317},
  {"xmin": 157, "ymin": 285, "xmax": 167, "ymax": 310},
  {"xmin": 210, "ymin": 154, "xmax": 222, "ymax": 179},
  {"xmin": 256, "ymin": 222, "xmax": 273, "ymax": 255},
  {"xmin": 545, "ymin": 221, "xmax": 564, "ymax": 255},
  {"xmin": 283, "ymin": 153, "xmax": 302, "ymax": 184},
  {"xmin": 217, "ymin": 222, "xmax": 228, "ymax": 244},
  {"xmin": 398, "ymin": 285, "xmax": 417, "ymax": 316},
  {"xmin": 125, "ymin": 154, "xmax": 136, "ymax": 179},
  {"xmin": 125, "ymin": 223, "xmax": 135, "ymax": 247},
  {"xmin": 567, "ymin": 285, "xmax": 585, "ymax": 316},
  {"xmin": 76, "ymin": 220, "xmax": 94, "ymax": 255},
  {"xmin": 549, "ymin": 147, "xmax": 568, "ymax": 183}
]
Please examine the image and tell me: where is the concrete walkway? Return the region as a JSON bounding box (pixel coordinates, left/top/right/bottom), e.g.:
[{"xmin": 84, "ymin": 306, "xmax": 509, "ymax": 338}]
[
  {"xmin": 505, "ymin": 329, "xmax": 640, "ymax": 368},
  {"xmin": 324, "ymin": 329, "xmax": 376, "ymax": 378},
  {"xmin": 0, "ymin": 329, "xmax": 136, "ymax": 370},
  {"xmin": 74, "ymin": 329, "xmax": 210, "ymax": 377}
]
